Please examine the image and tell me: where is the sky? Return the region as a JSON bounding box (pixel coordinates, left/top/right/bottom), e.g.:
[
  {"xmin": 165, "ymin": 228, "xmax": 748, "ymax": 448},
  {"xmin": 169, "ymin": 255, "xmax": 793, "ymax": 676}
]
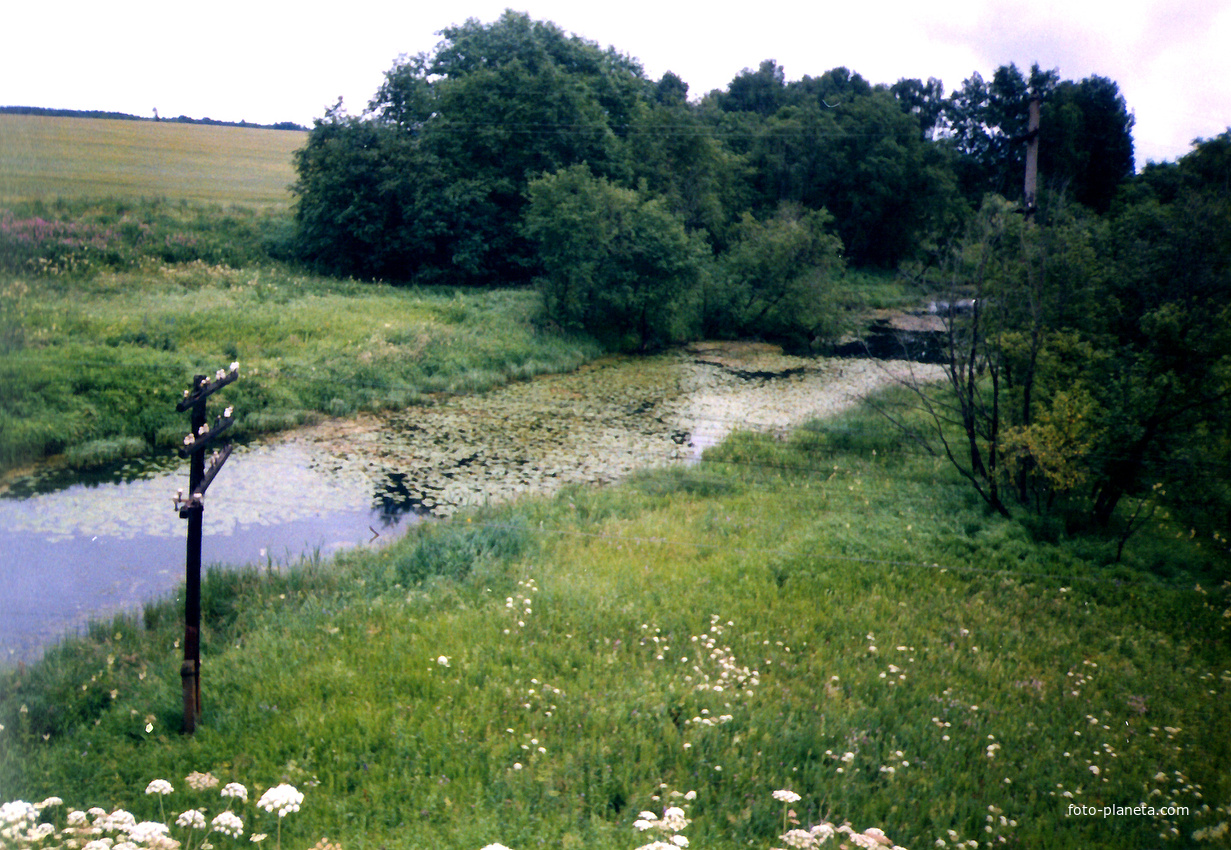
[{"xmin": 4, "ymin": 0, "xmax": 1229, "ymax": 169}]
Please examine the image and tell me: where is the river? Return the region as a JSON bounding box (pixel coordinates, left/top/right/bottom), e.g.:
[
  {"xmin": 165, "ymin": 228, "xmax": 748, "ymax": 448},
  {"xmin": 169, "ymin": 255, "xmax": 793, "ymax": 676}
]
[{"xmin": 0, "ymin": 345, "xmax": 941, "ymax": 664}]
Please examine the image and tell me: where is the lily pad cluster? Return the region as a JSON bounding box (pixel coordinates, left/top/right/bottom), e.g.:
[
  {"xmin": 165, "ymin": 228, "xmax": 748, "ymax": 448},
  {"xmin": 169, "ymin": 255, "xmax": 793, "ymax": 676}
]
[{"xmin": 288, "ymin": 346, "xmax": 943, "ymax": 517}]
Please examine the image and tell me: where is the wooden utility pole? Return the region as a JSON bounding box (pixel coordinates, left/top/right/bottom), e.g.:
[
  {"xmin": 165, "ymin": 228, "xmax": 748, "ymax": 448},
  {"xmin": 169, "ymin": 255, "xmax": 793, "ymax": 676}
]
[
  {"xmin": 1023, "ymin": 95, "xmax": 1041, "ymax": 219},
  {"xmin": 174, "ymin": 364, "xmax": 237, "ymax": 733}
]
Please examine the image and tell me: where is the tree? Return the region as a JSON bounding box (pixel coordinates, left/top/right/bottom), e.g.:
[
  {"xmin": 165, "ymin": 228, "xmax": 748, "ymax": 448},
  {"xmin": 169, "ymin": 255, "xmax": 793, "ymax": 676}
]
[
  {"xmin": 292, "ymin": 11, "xmax": 649, "ymax": 283},
  {"xmin": 715, "ymin": 60, "xmax": 788, "ymax": 115},
  {"xmin": 708, "ymin": 204, "xmax": 844, "ymax": 347},
  {"xmin": 1039, "ymin": 76, "xmax": 1135, "ymax": 212},
  {"xmin": 884, "ymin": 195, "xmax": 1097, "ymax": 517},
  {"xmin": 522, "ymin": 165, "xmax": 707, "ymax": 349},
  {"xmin": 941, "ymin": 65, "xmax": 1134, "ymax": 213},
  {"xmin": 890, "ymin": 77, "xmax": 946, "ymax": 139},
  {"xmin": 942, "ymin": 64, "xmax": 1058, "ymax": 202}
]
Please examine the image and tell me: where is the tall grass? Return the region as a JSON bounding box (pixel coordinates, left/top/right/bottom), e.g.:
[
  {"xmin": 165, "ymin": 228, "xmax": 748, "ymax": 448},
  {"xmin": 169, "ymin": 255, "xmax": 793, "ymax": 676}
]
[
  {"xmin": 0, "ymin": 202, "xmax": 601, "ymax": 472},
  {"xmin": 2, "ymin": 398, "xmax": 1226, "ymax": 850}
]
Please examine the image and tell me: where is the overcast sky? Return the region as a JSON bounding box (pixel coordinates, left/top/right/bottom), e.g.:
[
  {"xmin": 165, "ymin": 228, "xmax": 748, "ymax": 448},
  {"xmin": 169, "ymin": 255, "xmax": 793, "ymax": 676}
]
[{"xmin": 4, "ymin": 0, "xmax": 1229, "ymax": 169}]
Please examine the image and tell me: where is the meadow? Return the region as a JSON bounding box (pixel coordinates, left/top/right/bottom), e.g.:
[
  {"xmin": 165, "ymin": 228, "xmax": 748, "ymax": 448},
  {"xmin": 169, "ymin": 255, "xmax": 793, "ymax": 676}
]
[
  {"xmin": 0, "ymin": 196, "xmax": 602, "ymax": 474},
  {"xmin": 2, "ymin": 117, "xmax": 1228, "ymax": 850}
]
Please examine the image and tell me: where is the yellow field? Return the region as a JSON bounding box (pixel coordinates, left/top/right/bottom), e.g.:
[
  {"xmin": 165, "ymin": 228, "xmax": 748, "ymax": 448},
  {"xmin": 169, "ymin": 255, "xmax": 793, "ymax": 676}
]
[{"xmin": 0, "ymin": 114, "xmax": 306, "ymax": 206}]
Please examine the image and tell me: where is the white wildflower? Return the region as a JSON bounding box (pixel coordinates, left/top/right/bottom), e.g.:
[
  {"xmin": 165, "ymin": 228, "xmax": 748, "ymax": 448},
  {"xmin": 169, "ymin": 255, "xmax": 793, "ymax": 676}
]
[
  {"xmin": 256, "ymin": 785, "xmax": 302, "ymax": 818},
  {"xmin": 211, "ymin": 812, "xmax": 244, "ymax": 839},
  {"xmin": 176, "ymin": 810, "xmax": 207, "ymax": 830},
  {"xmin": 186, "ymin": 772, "xmax": 219, "ymax": 791}
]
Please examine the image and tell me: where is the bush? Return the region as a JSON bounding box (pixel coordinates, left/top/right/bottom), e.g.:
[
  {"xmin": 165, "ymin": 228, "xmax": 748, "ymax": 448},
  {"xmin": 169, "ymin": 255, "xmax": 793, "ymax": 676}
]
[{"xmin": 523, "ymin": 165, "xmax": 707, "ymax": 350}]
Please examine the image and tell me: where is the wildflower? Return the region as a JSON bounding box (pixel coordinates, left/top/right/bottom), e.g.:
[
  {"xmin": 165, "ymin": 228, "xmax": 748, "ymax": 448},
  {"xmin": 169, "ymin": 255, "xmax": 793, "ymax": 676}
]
[
  {"xmin": 479, "ymin": 845, "xmax": 514, "ymax": 850},
  {"xmin": 250, "ymin": 835, "xmax": 267, "ymax": 843},
  {"xmin": 773, "ymin": 790, "xmax": 802, "ymax": 804},
  {"xmin": 187, "ymin": 772, "xmax": 219, "ymax": 791},
  {"xmin": 257, "ymin": 785, "xmax": 302, "ymax": 818},
  {"xmin": 177, "ymin": 810, "xmax": 207, "ymax": 829},
  {"xmin": 221, "ymin": 783, "xmax": 248, "ymax": 802},
  {"xmin": 211, "ymin": 812, "xmax": 244, "ymax": 838},
  {"xmin": 230, "ymin": 362, "xmax": 239, "ymax": 374},
  {"xmin": 437, "ymin": 656, "xmax": 450, "ymax": 667},
  {"xmin": 146, "ymin": 780, "xmax": 174, "ymax": 796},
  {"xmin": 129, "ymin": 821, "xmax": 172, "ymax": 845},
  {"xmin": 660, "ymin": 807, "xmax": 689, "ymax": 832},
  {"xmin": 780, "ymin": 828, "xmax": 818, "ymax": 848},
  {"xmin": 35, "ymin": 797, "xmax": 63, "ymax": 810}
]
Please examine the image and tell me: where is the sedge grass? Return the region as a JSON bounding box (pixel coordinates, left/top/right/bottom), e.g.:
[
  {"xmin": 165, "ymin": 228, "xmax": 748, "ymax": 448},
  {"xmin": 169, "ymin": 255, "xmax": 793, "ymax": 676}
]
[{"xmin": 1, "ymin": 396, "xmax": 1227, "ymax": 850}]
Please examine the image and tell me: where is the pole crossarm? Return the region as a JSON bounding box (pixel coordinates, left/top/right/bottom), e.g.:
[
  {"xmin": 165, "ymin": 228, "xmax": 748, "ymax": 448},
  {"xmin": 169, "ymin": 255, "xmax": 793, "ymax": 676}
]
[
  {"xmin": 176, "ymin": 363, "xmax": 239, "ymax": 412},
  {"xmin": 178, "ymin": 412, "xmax": 235, "ymax": 458},
  {"xmin": 173, "ymin": 362, "xmax": 238, "ymax": 735},
  {"xmin": 174, "ymin": 445, "xmax": 234, "ymax": 516}
]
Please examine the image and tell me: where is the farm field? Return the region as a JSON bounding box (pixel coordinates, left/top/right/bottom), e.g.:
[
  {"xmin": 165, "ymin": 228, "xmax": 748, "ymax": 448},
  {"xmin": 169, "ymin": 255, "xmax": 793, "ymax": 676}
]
[{"xmin": 0, "ymin": 114, "xmax": 305, "ymax": 205}]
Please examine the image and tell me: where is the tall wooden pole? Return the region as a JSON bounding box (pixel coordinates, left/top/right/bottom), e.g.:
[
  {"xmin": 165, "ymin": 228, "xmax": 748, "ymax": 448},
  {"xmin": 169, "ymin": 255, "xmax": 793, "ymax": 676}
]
[
  {"xmin": 1023, "ymin": 96, "xmax": 1041, "ymax": 219},
  {"xmin": 182, "ymin": 375, "xmax": 206, "ymax": 734},
  {"xmin": 174, "ymin": 362, "xmax": 237, "ymax": 734}
]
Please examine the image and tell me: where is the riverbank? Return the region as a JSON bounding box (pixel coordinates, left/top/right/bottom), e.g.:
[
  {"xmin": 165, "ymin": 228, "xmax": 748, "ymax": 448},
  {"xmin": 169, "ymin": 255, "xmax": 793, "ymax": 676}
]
[
  {"xmin": 0, "ymin": 250, "xmax": 602, "ymax": 476},
  {"xmin": 2, "ymin": 387, "xmax": 1227, "ymax": 850},
  {"xmin": 0, "ymin": 344, "xmax": 943, "ymax": 663}
]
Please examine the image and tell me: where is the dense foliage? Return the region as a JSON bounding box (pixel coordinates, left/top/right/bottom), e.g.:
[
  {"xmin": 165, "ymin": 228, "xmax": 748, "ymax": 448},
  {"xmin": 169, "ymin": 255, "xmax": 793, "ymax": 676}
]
[
  {"xmin": 887, "ymin": 132, "xmax": 1231, "ymax": 546},
  {"xmin": 289, "ymin": 12, "xmax": 1138, "ymax": 349}
]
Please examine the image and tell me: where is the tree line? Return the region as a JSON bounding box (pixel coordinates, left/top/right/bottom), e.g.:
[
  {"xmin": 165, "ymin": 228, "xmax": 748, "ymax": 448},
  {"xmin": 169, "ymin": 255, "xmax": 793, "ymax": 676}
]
[{"xmin": 290, "ymin": 12, "xmax": 1136, "ymax": 342}]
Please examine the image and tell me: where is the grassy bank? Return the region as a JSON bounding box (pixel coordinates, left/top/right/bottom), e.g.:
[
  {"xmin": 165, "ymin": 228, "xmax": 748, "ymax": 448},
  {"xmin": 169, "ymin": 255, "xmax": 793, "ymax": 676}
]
[
  {"xmin": 0, "ymin": 198, "xmax": 602, "ymax": 474},
  {"xmin": 2, "ymin": 397, "xmax": 1227, "ymax": 850}
]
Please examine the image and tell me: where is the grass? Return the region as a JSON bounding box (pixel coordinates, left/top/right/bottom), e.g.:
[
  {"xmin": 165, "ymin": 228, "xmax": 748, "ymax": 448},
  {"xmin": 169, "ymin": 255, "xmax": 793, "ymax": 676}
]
[
  {"xmin": 1, "ymin": 396, "xmax": 1227, "ymax": 850},
  {"xmin": 0, "ymin": 115, "xmax": 305, "ymax": 207},
  {"xmin": 0, "ymin": 197, "xmax": 602, "ymax": 473}
]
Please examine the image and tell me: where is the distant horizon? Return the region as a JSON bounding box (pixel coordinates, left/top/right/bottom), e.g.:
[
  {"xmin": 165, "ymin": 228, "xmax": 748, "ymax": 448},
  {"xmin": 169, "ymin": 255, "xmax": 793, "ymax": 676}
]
[{"xmin": 0, "ymin": 105, "xmax": 308, "ymax": 132}]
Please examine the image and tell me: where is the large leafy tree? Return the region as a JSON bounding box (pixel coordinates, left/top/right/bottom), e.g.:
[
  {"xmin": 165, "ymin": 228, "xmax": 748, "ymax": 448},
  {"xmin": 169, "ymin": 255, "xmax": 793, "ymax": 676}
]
[
  {"xmin": 293, "ymin": 11, "xmax": 649, "ymax": 283},
  {"xmin": 704, "ymin": 65, "xmax": 960, "ymax": 266},
  {"xmin": 1039, "ymin": 76, "xmax": 1135, "ymax": 212},
  {"xmin": 707, "ymin": 204, "xmax": 844, "ymax": 346},
  {"xmin": 942, "ymin": 64, "xmax": 1058, "ymax": 202},
  {"xmin": 886, "ymin": 133, "xmax": 1230, "ymax": 548}
]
